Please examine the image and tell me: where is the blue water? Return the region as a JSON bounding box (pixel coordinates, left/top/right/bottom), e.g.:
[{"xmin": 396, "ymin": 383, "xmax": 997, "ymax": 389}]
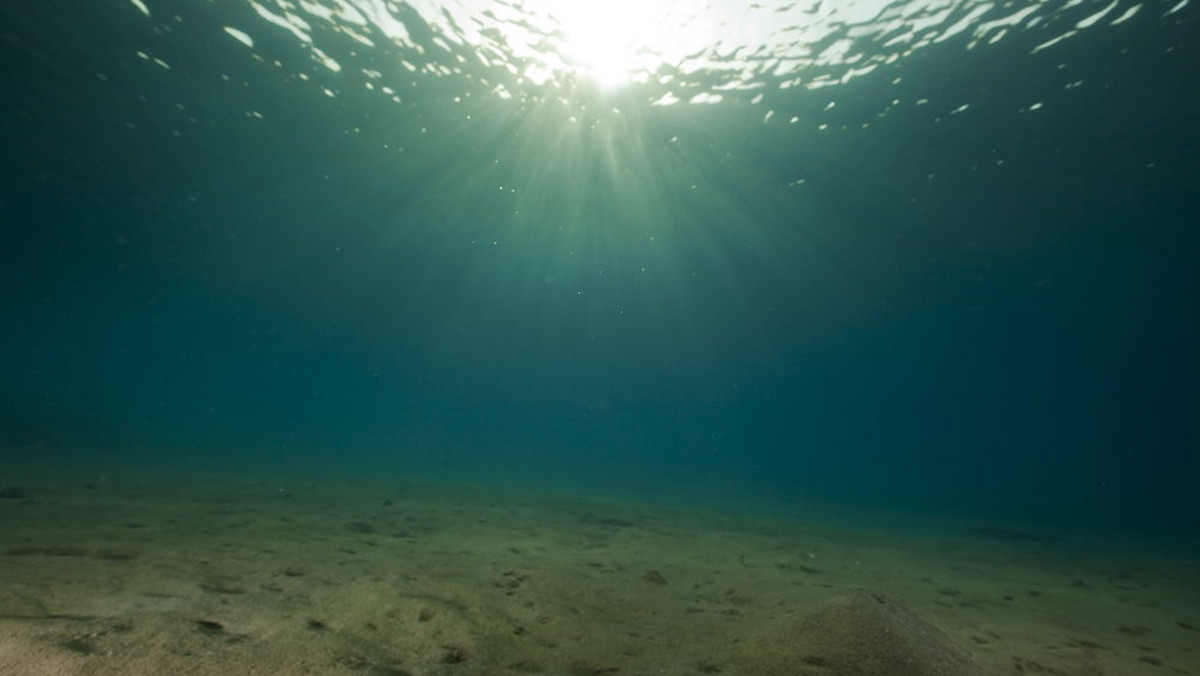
[{"xmin": 1, "ymin": 0, "xmax": 1196, "ymax": 535}]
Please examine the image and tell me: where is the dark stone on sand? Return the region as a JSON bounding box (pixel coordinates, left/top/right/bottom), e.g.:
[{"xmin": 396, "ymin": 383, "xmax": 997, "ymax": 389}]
[
  {"xmin": 59, "ymin": 636, "xmax": 99, "ymax": 654},
  {"xmin": 739, "ymin": 591, "xmax": 985, "ymax": 676},
  {"xmin": 196, "ymin": 619, "xmax": 225, "ymax": 633},
  {"xmin": 441, "ymin": 645, "xmax": 472, "ymax": 663},
  {"xmin": 642, "ymin": 569, "xmax": 668, "ymax": 585}
]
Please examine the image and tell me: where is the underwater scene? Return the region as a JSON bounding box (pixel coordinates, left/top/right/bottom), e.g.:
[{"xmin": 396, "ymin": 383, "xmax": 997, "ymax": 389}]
[{"xmin": 1, "ymin": 0, "xmax": 1197, "ymax": 674}]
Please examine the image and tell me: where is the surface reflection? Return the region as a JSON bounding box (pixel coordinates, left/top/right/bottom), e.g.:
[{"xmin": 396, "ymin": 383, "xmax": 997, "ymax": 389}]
[{"xmin": 181, "ymin": 0, "xmax": 1160, "ymax": 107}]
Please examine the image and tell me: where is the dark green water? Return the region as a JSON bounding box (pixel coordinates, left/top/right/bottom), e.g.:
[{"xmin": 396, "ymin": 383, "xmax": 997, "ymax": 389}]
[{"xmin": 2, "ymin": 0, "xmax": 1197, "ymax": 534}]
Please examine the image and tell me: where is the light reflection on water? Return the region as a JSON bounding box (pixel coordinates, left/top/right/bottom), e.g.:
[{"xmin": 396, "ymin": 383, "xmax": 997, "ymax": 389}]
[{"xmin": 167, "ymin": 0, "xmax": 1161, "ymax": 107}]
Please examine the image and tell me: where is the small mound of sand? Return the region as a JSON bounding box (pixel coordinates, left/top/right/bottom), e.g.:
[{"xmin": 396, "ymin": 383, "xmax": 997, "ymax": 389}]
[{"xmin": 739, "ymin": 590, "xmax": 986, "ymax": 676}]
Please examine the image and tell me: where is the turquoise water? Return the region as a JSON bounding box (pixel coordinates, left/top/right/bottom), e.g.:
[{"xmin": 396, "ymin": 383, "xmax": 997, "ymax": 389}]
[{"xmin": 2, "ymin": 0, "xmax": 1197, "ymax": 535}]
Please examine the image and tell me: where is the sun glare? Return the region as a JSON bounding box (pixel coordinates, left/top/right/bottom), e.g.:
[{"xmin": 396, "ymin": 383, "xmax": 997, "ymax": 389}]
[{"xmin": 549, "ymin": 0, "xmax": 670, "ymax": 87}]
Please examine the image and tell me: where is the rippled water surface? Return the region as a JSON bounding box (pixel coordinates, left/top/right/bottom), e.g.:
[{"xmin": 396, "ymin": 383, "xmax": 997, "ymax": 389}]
[{"xmin": 119, "ymin": 0, "xmax": 1181, "ymax": 107}]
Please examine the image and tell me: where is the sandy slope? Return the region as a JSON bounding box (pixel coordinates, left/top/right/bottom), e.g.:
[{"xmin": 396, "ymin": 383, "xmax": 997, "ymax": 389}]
[{"xmin": 0, "ymin": 463, "xmax": 1196, "ymax": 675}]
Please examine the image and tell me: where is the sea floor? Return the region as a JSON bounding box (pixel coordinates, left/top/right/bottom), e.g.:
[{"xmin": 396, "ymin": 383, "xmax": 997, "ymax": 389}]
[{"xmin": 0, "ymin": 460, "xmax": 1196, "ymax": 676}]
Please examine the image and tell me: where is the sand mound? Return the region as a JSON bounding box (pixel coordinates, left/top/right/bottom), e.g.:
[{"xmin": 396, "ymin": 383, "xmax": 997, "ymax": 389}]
[{"xmin": 739, "ymin": 590, "xmax": 986, "ymax": 676}]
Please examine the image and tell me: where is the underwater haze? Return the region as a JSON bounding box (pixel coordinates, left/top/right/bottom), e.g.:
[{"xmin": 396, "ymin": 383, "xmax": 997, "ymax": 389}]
[{"xmin": 2, "ymin": 0, "xmax": 1198, "ymax": 535}]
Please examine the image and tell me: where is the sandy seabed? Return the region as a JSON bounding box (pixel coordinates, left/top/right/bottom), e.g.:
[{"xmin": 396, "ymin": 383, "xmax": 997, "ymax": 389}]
[{"xmin": 0, "ymin": 460, "xmax": 1196, "ymax": 676}]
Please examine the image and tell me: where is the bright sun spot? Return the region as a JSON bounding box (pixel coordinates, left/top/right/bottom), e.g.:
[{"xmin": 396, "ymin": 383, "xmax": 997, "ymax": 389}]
[{"xmin": 550, "ymin": 0, "xmax": 670, "ymax": 87}]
